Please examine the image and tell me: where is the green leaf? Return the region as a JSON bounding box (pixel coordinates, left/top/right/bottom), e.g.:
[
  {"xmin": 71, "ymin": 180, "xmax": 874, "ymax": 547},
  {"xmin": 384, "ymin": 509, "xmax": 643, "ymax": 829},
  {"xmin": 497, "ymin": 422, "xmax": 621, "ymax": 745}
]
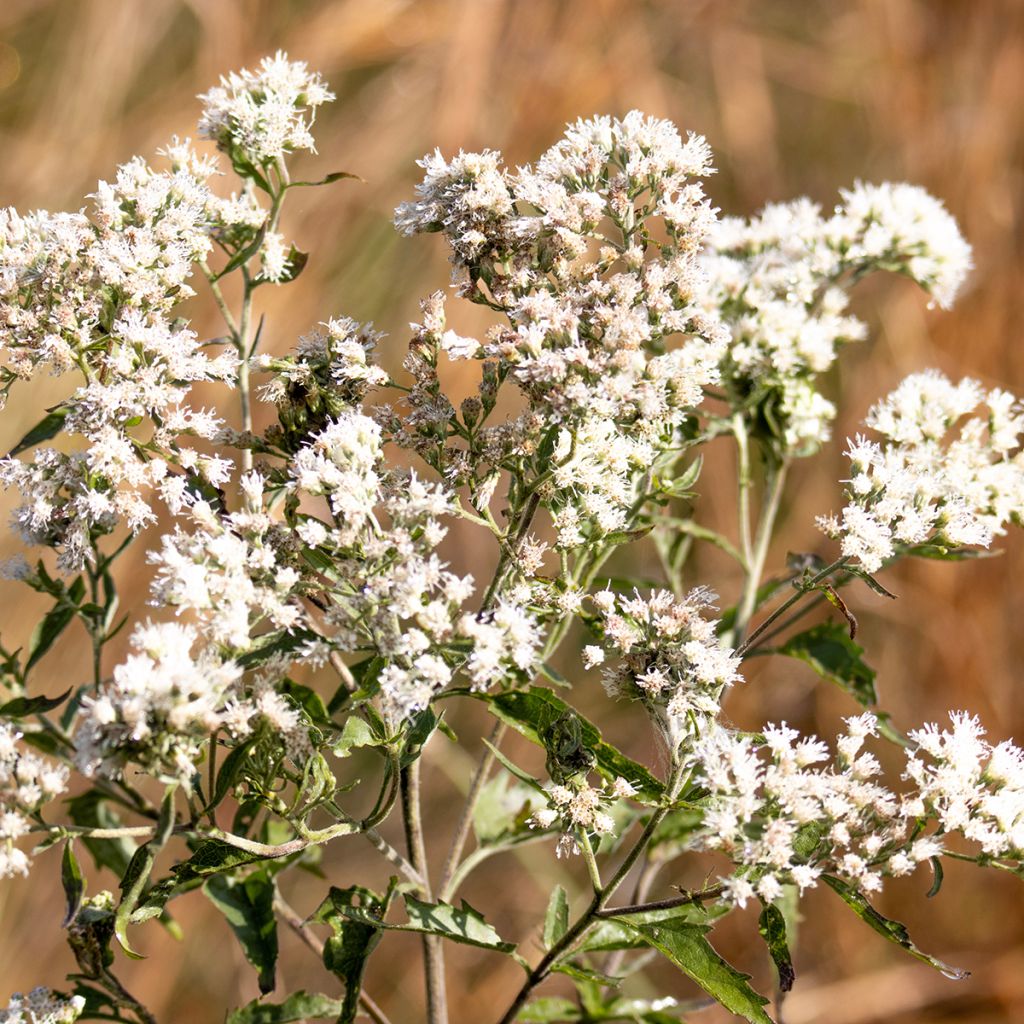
[
  {"xmin": 401, "ymin": 894, "xmax": 517, "ymax": 952},
  {"xmin": 543, "ymin": 885, "xmax": 569, "ymax": 951},
  {"xmin": 237, "ymin": 627, "xmax": 321, "ymax": 670},
  {"xmin": 214, "ymin": 224, "xmax": 267, "ymax": 281},
  {"xmin": 287, "ymin": 170, "xmax": 362, "ymax": 188},
  {"xmin": 205, "ymin": 870, "xmax": 279, "ymax": 994},
  {"xmin": 0, "ymin": 688, "xmax": 70, "ymax": 718},
  {"xmin": 518, "ymin": 998, "xmax": 582, "ymax": 1022},
  {"xmin": 331, "ymin": 715, "xmax": 378, "ymax": 758},
  {"xmin": 61, "ymin": 840, "xmax": 85, "ymax": 927},
  {"xmin": 778, "ymin": 622, "xmax": 877, "ymax": 706},
  {"xmin": 822, "ymin": 875, "xmax": 968, "ymax": 979},
  {"xmin": 758, "ymin": 903, "xmax": 795, "ymax": 993},
  {"xmin": 226, "ymin": 992, "xmax": 345, "ymax": 1024},
  {"xmin": 618, "ymin": 917, "xmax": 774, "ymax": 1023},
  {"xmin": 281, "ymin": 679, "xmax": 330, "ymax": 724},
  {"xmin": 208, "ymin": 737, "xmax": 258, "ymax": 812},
  {"xmin": 328, "ymin": 656, "xmax": 384, "ymax": 714},
  {"xmin": 477, "ymin": 687, "xmax": 664, "ymax": 804},
  {"xmin": 26, "ymin": 580, "xmax": 84, "ymax": 672},
  {"xmin": 114, "ymin": 786, "xmax": 176, "ymax": 957},
  {"xmin": 313, "ymin": 885, "xmax": 391, "ymax": 1023},
  {"xmin": 9, "ymin": 407, "xmax": 69, "ymax": 456}
]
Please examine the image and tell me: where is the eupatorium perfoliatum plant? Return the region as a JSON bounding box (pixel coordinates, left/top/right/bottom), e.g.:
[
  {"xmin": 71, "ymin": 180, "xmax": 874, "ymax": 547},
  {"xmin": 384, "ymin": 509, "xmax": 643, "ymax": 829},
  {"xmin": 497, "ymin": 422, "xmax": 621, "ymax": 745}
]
[{"xmin": 0, "ymin": 52, "xmax": 1021, "ymax": 1024}]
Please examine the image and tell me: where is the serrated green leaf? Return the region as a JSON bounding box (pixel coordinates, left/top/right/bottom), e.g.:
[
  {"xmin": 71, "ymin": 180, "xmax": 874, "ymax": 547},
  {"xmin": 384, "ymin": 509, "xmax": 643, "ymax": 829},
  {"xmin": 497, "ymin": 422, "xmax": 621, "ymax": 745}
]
[
  {"xmin": 543, "ymin": 885, "xmax": 569, "ymax": 951},
  {"xmin": 618, "ymin": 917, "xmax": 774, "ymax": 1023},
  {"xmin": 758, "ymin": 903, "xmax": 794, "ymax": 993},
  {"xmin": 822, "ymin": 874, "xmax": 968, "ymax": 979},
  {"xmin": 518, "ymin": 997, "xmax": 582, "ymax": 1022},
  {"xmin": 313, "ymin": 885, "xmax": 391, "ymax": 1023},
  {"xmin": 401, "ymin": 894, "xmax": 517, "ymax": 952},
  {"xmin": 477, "ymin": 687, "xmax": 663, "ymax": 804},
  {"xmin": 205, "ymin": 870, "xmax": 278, "ymax": 994},
  {"xmin": 778, "ymin": 622, "xmax": 877, "ymax": 706},
  {"xmin": 226, "ymin": 991, "xmax": 345, "ymax": 1024}
]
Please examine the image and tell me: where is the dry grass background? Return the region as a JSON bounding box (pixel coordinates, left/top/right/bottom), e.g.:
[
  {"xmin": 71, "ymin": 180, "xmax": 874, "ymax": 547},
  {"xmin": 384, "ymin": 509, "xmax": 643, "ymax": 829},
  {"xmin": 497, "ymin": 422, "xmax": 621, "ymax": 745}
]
[{"xmin": 1, "ymin": 1, "xmax": 1024, "ymax": 1021}]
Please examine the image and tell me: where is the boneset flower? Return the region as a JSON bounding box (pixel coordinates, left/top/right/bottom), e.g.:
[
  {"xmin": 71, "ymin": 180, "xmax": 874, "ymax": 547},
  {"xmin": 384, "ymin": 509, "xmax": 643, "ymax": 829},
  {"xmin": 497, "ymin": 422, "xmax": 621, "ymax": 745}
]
[{"xmin": 3, "ymin": 52, "xmax": 1022, "ymax": 1024}]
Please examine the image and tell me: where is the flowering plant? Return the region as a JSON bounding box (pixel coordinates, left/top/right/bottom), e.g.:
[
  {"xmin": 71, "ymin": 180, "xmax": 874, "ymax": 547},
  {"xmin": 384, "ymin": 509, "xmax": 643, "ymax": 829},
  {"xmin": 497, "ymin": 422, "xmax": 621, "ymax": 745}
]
[{"xmin": 1, "ymin": 53, "xmax": 1022, "ymax": 1024}]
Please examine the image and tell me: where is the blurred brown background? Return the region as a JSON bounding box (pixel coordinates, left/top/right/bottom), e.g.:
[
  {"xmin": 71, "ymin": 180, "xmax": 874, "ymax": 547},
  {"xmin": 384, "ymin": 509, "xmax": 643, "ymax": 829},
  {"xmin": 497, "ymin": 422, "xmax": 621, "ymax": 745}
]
[{"xmin": 2, "ymin": 1, "xmax": 1024, "ymax": 1021}]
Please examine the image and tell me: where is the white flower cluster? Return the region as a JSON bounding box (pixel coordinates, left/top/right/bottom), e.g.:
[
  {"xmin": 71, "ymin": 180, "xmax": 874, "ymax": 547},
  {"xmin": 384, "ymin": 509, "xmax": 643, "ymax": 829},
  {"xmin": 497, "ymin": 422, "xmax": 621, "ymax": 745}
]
[
  {"xmin": 397, "ymin": 113, "xmax": 727, "ymax": 546},
  {"xmin": 283, "ymin": 411, "xmax": 492, "ymax": 717},
  {"xmin": 458, "ymin": 599, "xmax": 541, "ymax": 691},
  {"xmin": 0, "ymin": 143, "xmax": 244, "ymax": 568},
  {"xmin": 818, "ymin": 370, "xmax": 1024, "ymax": 571},
  {"xmin": 75, "ymin": 621, "xmax": 242, "ymax": 782},
  {"xmin": 0, "ymin": 989, "xmax": 84, "ymax": 1024},
  {"xmin": 701, "ymin": 183, "xmax": 973, "ymax": 453},
  {"xmin": 289, "ymin": 412, "xmax": 384, "ymax": 545},
  {"xmin": 148, "ymin": 483, "xmax": 304, "ymax": 650},
  {"xmin": 0, "ymin": 722, "xmax": 69, "ymax": 879},
  {"xmin": 694, "ymin": 711, "xmax": 1024, "ymax": 908},
  {"xmin": 592, "ymin": 587, "xmax": 741, "ymax": 745},
  {"xmin": 257, "ymin": 316, "xmax": 389, "ymax": 415},
  {"xmin": 908, "ymin": 711, "xmax": 1024, "ymax": 857},
  {"xmin": 529, "ymin": 775, "xmax": 636, "ymax": 858},
  {"xmin": 198, "ymin": 51, "xmax": 334, "ymax": 165}
]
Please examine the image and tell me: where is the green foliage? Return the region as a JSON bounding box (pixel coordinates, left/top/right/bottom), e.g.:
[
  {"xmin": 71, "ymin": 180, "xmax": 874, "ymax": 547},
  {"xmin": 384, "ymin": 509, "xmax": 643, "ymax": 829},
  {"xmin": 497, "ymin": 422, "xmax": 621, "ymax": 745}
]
[
  {"xmin": 618, "ymin": 917, "xmax": 774, "ymax": 1024},
  {"xmin": 778, "ymin": 621, "xmax": 878, "ymax": 706},
  {"xmin": 205, "ymin": 869, "xmax": 279, "ymax": 995},
  {"xmin": 822, "ymin": 875, "xmax": 968, "ymax": 979},
  {"xmin": 226, "ymin": 992, "xmax": 345, "ymax": 1024},
  {"xmin": 478, "ymin": 687, "xmax": 664, "ymax": 803}
]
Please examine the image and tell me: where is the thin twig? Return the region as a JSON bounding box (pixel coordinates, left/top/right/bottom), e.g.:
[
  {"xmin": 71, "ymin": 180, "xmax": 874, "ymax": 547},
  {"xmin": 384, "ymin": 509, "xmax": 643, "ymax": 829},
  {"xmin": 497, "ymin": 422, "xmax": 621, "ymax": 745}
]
[
  {"xmin": 401, "ymin": 760, "xmax": 449, "ymax": 1024},
  {"xmin": 438, "ymin": 718, "xmax": 505, "ymax": 899}
]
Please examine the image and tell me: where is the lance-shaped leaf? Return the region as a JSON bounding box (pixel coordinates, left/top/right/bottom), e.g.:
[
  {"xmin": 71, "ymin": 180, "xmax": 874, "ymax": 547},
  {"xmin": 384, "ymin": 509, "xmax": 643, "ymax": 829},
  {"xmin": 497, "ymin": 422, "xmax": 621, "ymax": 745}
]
[
  {"xmin": 9, "ymin": 406, "xmax": 68, "ymax": 456},
  {"xmin": 226, "ymin": 991, "xmax": 345, "ymax": 1024},
  {"xmin": 114, "ymin": 786, "xmax": 176, "ymax": 958},
  {"xmin": 314, "ymin": 885, "xmax": 392, "ymax": 1024},
  {"xmin": 543, "ymin": 885, "xmax": 569, "ymax": 951},
  {"xmin": 476, "ymin": 687, "xmax": 664, "ymax": 803},
  {"xmin": 617, "ymin": 917, "xmax": 774, "ymax": 1024},
  {"xmin": 0, "ymin": 688, "xmax": 70, "ymax": 718},
  {"xmin": 758, "ymin": 903, "xmax": 795, "ymax": 993},
  {"xmin": 822, "ymin": 875, "xmax": 968, "ymax": 979},
  {"xmin": 26, "ymin": 577, "xmax": 85, "ymax": 673},
  {"xmin": 205, "ymin": 870, "xmax": 279, "ymax": 994},
  {"xmin": 778, "ymin": 622, "xmax": 877, "ymax": 706},
  {"xmin": 61, "ymin": 840, "xmax": 85, "ymax": 927}
]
